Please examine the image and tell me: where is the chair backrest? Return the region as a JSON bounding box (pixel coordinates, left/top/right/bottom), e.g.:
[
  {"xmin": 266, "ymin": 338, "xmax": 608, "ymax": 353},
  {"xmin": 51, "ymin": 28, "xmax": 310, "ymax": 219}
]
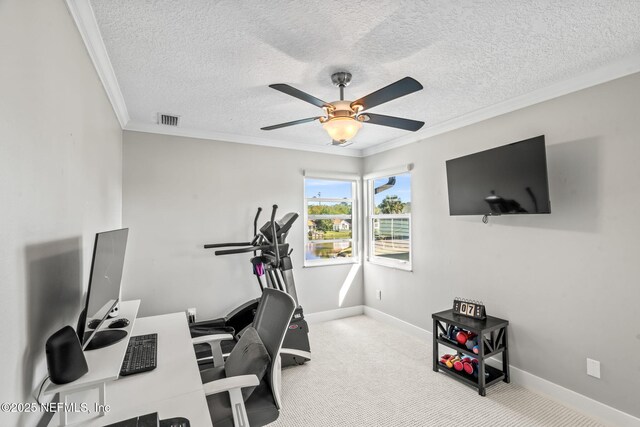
[
  {"xmin": 252, "ymin": 288, "xmax": 296, "ymax": 408},
  {"xmin": 224, "ymin": 326, "xmax": 271, "ymax": 400}
]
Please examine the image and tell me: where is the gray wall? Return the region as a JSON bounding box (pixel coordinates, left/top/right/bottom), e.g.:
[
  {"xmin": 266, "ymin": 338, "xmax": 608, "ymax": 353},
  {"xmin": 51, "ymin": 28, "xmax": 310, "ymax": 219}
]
[
  {"xmin": 0, "ymin": 0, "xmax": 123, "ymax": 425},
  {"xmin": 122, "ymin": 131, "xmax": 363, "ymax": 319},
  {"xmin": 363, "ymin": 73, "xmax": 640, "ymax": 417}
]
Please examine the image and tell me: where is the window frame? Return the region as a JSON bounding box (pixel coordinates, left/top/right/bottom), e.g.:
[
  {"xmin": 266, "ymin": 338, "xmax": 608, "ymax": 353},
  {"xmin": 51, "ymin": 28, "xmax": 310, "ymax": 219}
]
[
  {"xmin": 367, "ymin": 172, "xmax": 413, "ymax": 271},
  {"xmin": 303, "ymin": 176, "xmax": 360, "ymax": 267}
]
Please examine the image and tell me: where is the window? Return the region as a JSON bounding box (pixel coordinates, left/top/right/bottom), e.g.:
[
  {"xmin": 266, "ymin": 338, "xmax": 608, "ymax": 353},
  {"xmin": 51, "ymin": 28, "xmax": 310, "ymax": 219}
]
[
  {"xmin": 368, "ymin": 173, "xmax": 412, "ymax": 270},
  {"xmin": 304, "ymin": 177, "xmax": 358, "ymax": 266}
]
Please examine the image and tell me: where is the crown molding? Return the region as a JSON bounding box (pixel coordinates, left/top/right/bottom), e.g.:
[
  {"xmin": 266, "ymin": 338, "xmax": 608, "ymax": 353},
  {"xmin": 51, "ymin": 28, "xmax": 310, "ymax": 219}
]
[
  {"xmin": 67, "ymin": 0, "xmax": 640, "ymax": 159},
  {"xmin": 362, "ymin": 54, "xmax": 640, "ymax": 157},
  {"xmin": 124, "ymin": 121, "xmax": 364, "ymax": 157},
  {"xmin": 65, "ymin": 0, "xmax": 129, "ymax": 128}
]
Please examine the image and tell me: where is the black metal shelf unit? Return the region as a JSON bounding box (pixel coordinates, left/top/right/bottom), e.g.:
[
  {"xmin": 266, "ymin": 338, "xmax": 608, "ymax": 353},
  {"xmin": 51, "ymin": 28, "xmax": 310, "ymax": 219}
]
[{"xmin": 432, "ymin": 309, "xmax": 510, "ymax": 396}]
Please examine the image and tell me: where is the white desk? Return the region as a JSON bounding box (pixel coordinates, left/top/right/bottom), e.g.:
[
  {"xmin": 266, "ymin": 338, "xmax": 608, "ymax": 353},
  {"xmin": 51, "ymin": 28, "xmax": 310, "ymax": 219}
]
[
  {"xmin": 44, "ymin": 300, "xmax": 140, "ymax": 425},
  {"xmin": 47, "ymin": 307, "xmax": 212, "ymax": 426}
]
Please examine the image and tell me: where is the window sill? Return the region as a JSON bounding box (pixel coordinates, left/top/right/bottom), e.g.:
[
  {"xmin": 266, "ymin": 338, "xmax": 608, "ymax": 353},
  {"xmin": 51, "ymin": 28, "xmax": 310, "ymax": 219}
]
[
  {"xmin": 303, "ymin": 258, "xmax": 360, "ymax": 268},
  {"xmin": 366, "ymin": 257, "xmax": 412, "ymax": 272}
]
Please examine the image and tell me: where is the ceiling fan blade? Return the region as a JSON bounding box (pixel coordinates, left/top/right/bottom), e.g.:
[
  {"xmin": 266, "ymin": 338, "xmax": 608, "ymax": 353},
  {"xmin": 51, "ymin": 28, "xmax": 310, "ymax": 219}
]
[
  {"xmin": 261, "ymin": 116, "xmax": 322, "ymax": 131},
  {"xmin": 351, "ymin": 77, "xmax": 423, "ymax": 112},
  {"xmin": 362, "ymin": 113, "xmax": 425, "ymax": 132},
  {"xmin": 269, "ymin": 84, "xmax": 332, "ymax": 109}
]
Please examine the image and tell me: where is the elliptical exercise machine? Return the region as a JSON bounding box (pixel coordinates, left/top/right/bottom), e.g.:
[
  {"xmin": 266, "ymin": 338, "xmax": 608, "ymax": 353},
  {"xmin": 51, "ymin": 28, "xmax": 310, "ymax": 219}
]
[{"xmin": 190, "ymin": 205, "xmax": 311, "ymax": 367}]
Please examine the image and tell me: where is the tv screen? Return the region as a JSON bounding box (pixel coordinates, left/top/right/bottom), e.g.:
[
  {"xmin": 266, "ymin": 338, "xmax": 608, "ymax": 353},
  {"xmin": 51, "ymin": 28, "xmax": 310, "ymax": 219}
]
[{"xmin": 446, "ymin": 135, "xmax": 551, "ymax": 216}]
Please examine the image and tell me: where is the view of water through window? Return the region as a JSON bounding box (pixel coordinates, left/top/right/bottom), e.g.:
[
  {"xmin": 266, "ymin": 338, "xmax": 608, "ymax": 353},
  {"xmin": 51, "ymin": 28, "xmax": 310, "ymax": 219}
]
[{"xmin": 304, "ymin": 179, "xmax": 354, "ymax": 262}]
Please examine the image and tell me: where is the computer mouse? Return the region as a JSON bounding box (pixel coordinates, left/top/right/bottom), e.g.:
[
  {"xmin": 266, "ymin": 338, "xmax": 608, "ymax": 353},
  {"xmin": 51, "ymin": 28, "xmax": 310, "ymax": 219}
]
[
  {"xmin": 108, "ymin": 318, "xmax": 130, "ymax": 329},
  {"xmin": 87, "ymin": 319, "xmax": 101, "ymax": 329}
]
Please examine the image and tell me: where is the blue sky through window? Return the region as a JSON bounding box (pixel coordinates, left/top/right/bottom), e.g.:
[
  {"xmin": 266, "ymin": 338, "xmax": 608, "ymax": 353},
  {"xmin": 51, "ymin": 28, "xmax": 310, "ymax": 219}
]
[
  {"xmin": 305, "ymin": 179, "xmax": 352, "ymax": 199},
  {"xmin": 373, "ymin": 174, "xmax": 411, "ymax": 206}
]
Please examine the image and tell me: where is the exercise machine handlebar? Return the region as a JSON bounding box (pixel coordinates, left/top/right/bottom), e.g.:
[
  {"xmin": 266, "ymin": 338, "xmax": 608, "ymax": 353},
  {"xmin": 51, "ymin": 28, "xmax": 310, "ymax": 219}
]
[
  {"xmin": 204, "ymin": 242, "xmax": 251, "ymax": 249},
  {"xmin": 214, "ymin": 243, "xmax": 289, "ymax": 256},
  {"xmin": 253, "ymin": 207, "xmax": 262, "ymax": 256},
  {"xmin": 270, "ymin": 205, "xmax": 280, "ymax": 267},
  {"xmin": 253, "ymin": 207, "xmax": 262, "ymax": 236},
  {"xmin": 204, "ymin": 207, "xmax": 264, "ymax": 250}
]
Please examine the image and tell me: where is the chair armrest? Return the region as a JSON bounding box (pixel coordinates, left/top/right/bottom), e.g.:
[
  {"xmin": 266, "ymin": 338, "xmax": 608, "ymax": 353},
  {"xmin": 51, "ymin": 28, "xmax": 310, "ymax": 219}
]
[
  {"xmin": 192, "ymin": 333, "xmax": 234, "ymax": 345},
  {"xmin": 203, "ymin": 374, "xmax": 260, "ymax": 396},
  {"xmin": 193, "ymin": 333, "xmax": 233, "ymax": 367}
]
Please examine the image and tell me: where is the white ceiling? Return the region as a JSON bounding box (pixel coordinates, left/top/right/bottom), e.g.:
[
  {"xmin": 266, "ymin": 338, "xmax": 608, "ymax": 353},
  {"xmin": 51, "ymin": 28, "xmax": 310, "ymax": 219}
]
[{"xmin": 86, "ymin": 0, "xmax": 640, "ymax": 156}]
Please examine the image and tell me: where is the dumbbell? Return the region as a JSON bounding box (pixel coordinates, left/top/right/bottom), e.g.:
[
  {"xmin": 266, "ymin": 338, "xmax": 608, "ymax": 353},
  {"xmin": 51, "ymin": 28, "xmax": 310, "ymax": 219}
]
[
  {"xmin": 448, "ymin": 355, "xmax": 462, "ymax": 369},
  {"xmin": 456, "ymin": 330, "xmax": 477, "ymax": 345},
  {"xmin": 465, "ymin": 336, "xmax": 479, "ymax": 350},
  {"xmin": 462, "ymin": 357, "xmax": 478, "ymax": 375},
  {"xmin": 439, "ymin": 354, "xmax": 453, "ymax": 366},
  {"xmin": 440, "ymin": 354, "xmax": 457, "ymax": 369},
  {"xmin": 447, "ymin": 325, "xmax": 460, "ymax": 342},
  {"xmin": 469, "ymin": 359, "xmax": 489, "ymax": 379},
  {"xmin": 453, "ymin": 356, "xmax": 465, "ymax": 371}
]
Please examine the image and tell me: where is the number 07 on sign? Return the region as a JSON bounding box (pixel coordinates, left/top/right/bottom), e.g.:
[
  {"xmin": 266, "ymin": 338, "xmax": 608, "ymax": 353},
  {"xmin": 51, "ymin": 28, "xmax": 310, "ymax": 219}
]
[{"xmin": 452, "ymin": 298, "xmax": 487, "ymax": 320}]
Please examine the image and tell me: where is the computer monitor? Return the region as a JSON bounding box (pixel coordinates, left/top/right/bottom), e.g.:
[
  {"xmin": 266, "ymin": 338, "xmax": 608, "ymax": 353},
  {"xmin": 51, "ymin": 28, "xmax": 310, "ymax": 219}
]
[{"xmin": 77, "ymin": 228, "xmax": 129, "ymax": 351}]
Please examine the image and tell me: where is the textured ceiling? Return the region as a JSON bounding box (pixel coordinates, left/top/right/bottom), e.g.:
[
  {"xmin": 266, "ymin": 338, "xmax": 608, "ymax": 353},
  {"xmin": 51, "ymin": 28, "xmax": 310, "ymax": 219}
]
[{"xmin": 90, "ymin": 0, "xmax": 640, "ymax": 152}]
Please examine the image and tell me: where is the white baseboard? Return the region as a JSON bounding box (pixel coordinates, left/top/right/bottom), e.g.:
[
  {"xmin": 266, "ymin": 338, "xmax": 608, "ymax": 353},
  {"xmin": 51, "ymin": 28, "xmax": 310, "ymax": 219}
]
[
  {"xmin": 305, "ymin": 305, "xmax": 364, "ymax": 324},
  {"xmin": 363, "ymin": 307, "xmax": 640, "ymax": 427},
  {"xmin": 363, "ymin": 306, "xmax": 432, "ymax": 342},
  {"xmin": 499, "ymin": 362, "xmax": 640, "ymax": 427}
]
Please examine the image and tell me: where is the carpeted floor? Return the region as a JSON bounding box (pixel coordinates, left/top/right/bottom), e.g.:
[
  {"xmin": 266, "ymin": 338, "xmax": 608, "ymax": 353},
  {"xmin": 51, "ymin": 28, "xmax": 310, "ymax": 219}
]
[{"xmin": 272, "ymin": 315, "xmax": 603, "ymax": 427}]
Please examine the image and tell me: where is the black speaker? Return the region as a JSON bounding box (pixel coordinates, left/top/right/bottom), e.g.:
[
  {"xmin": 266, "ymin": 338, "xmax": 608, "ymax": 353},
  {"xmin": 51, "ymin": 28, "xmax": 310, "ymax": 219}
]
[{"xmin": 46, "ymin": 326, "xmax": 88, "ymax": 385}]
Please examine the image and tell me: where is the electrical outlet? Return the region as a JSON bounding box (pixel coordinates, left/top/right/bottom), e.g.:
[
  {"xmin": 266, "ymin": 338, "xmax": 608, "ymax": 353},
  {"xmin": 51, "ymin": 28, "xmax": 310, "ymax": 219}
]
[
  {"xmin": 587, "ymin": 358, "xmax": 600, "ymax": 378},
  {"xmin": 376, "ymin": 290, "xmax": 382, "ymax": 300},
  {"xmin": 187, "ymin": 307, "xmax": 197, "ymax": 323}
]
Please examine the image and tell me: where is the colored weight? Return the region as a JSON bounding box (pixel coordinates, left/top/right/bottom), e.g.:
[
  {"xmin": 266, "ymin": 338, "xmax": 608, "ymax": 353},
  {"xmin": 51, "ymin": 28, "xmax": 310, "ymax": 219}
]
[
  {"xmin": 456, "ymin": 331, "xmax": 469, "ymax": 345},
  {"xmin": 473, "ymin": 345, "xmax": 480, "ymax": 354},
  {"xmin": 445, "ymin": 355, "xmax": 458, "ymax": 369},
  {"xmin": 471, "ymin": 363, "xmax": 490, "ymax": 379},
  {"xmin": 440, "ymin": 354, "xmax": 453, "ymax": 365},
  {"xmin": 466, "ymin": 336, "xmax": 478, "ymax": 350},
  {"xmin": 447, "ymin": 325, "xmax": 460, "ymax": 342},
  {"xmin": 463, "ymin": 362, "xmax": 474, "ymax": 375},
  {"xmin": 453, "ymin": 360, "xmax": 464, "ymax": 371}
]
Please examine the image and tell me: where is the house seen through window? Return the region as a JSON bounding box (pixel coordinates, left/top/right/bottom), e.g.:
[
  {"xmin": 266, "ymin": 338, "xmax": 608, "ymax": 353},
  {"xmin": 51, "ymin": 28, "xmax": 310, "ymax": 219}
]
[{"xmin": 304, "ymin": 178, "xmax": 357, "ymax": 266}]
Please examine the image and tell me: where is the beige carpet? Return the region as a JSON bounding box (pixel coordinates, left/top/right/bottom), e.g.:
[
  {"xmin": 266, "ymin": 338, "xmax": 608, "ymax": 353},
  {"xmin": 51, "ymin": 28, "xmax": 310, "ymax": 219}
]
[{"xmin": 272, "ymin": 315, "xmax": 604, "ymax": 427}]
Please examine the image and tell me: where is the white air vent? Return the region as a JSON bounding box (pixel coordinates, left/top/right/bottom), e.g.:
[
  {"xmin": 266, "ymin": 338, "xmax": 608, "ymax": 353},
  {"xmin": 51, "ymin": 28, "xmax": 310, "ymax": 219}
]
[{"xmin": 157, "ymin": 113, "xmax": 181, "ymax": 127}]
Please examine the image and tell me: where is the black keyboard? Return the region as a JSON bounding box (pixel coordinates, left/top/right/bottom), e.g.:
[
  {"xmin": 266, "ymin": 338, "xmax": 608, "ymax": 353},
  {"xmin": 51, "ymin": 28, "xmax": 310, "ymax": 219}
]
[{"xmin": 120, "ymin": 334, "xmax": 158, "ymax": 376}]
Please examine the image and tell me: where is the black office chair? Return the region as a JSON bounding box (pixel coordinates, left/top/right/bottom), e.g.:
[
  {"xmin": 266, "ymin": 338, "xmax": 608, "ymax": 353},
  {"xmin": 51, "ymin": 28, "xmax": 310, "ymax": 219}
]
[{"xmin": 195, "ymin": 288, "xmax": 296, "ymax": 427}]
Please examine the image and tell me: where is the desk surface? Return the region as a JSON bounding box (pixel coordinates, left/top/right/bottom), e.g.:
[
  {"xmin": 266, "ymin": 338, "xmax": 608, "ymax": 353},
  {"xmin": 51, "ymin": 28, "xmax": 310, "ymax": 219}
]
[
  {"xmin": 105, "ymin": 312, "xmax": 206, "ymax": 407},
  {"xmin": 44, "ymin": 300, "xmax": 140, "ymax": 396},
  {"xmin": 48, "ymin": 310, "xmax": 212, "ymax": 426}
]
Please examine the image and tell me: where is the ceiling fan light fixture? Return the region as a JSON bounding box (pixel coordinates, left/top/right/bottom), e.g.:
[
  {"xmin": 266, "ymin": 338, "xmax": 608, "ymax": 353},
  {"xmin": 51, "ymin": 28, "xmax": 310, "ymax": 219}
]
[
  {"xmin": 263, "ymin": 73, "xmax": 424, "ymax": 146},
  {"xmin": 322, "ymin": 117, "xmax": 362, "ymax": 143}
]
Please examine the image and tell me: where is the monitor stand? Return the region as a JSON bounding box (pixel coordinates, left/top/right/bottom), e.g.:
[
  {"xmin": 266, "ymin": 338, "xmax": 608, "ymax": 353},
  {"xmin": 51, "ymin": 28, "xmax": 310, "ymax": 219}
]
[{"xmin": 84, "ymin": 330, "xmax": 128, "ymax": 351}]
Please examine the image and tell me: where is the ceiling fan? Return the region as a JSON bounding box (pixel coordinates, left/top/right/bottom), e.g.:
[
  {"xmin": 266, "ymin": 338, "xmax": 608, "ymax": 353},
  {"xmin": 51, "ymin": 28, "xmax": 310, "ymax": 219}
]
[{"xmin": 261, "ymin": 72, "xmax": 425, "ymax": 146}]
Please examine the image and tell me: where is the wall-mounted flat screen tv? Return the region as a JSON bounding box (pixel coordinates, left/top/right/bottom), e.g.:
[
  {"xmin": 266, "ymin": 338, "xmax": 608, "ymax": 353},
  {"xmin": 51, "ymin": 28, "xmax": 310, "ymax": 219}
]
[{"xmin": 446, "ymin": 135, "xmax": 551, "ymax": 216}]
